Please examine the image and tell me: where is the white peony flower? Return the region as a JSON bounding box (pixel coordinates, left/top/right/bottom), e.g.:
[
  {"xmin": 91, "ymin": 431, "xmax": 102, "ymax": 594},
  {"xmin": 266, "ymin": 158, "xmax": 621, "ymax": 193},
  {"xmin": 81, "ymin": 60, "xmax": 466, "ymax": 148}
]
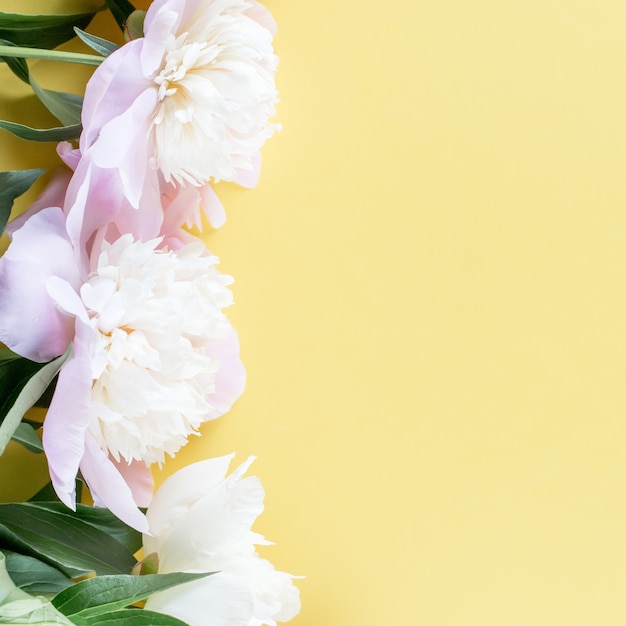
[
  {"xmin": 143, "ymin": 455, "xmax": 301, "ymax": 626},
  {"xmin": 83, "ymin": 236, "xmax": 234, "ymax": 465}
]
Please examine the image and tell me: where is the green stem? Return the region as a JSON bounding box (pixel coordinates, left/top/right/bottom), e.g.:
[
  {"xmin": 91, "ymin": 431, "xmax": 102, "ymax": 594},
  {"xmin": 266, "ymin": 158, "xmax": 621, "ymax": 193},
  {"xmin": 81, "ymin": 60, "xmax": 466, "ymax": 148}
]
[{"xmin": 0, "ymin": 45, "xmax": 103, "ymax": 66}]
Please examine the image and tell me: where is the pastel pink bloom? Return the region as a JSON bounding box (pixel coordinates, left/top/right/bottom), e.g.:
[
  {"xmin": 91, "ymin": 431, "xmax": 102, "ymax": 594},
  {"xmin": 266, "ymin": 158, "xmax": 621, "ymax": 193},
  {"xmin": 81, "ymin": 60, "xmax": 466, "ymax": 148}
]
[
  {"xmin": 77, "ymin": 0, "xmax": 279, "ymax": 231},
  {"xmin": 0, "ymin": 207, "xmax": 245, "ymax": 531},
  {"xmin": 144, "ymin": 455, "xmax": 301, "ymax": 626}
]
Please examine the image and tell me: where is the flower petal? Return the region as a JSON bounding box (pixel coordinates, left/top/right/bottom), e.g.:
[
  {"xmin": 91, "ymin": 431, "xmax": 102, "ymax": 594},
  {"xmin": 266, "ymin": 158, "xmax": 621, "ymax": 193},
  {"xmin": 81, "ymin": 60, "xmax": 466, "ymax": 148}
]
[
  {"xmin": 43, "ymin": 322, "xmax": 94, "ymax": 507},
  {"xmin": 205, "ymin": 327, "xmax": 246, "ymax": 420},
  {"xmin": 144, "ymin": 454, "xmax": 235, "ymax": 549},
  {"xmin": 145, "ymin": 572, "xmax": 253, "ymax": 626},
  {"xmin": 0, "ymin": 207, "xmax": 79, "ymax": 362},
  {"xmin": 199, "ymin": 184, "xmax": 227, "ymax": 229},
  {"xmin": 80, "ymin": 432, "xmax": 150, "ymax": 533},
  {"xmin": 111, "ymin": 458, "xmax": 154, "ymax": 508}
]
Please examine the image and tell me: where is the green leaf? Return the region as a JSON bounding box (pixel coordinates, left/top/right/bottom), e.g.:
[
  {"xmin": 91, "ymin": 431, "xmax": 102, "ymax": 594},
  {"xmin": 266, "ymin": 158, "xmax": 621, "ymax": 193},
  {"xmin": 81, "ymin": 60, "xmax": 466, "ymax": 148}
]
[
  {"xmin": 124, "ymin": 11, "xmax": 146, "ymax": 40},
  {"xmin": 0, "ymin": 39, "xmax": 84, "ymax": 124},
  {"xmin": 3, "ymin": 550, "xmax": 72, "ymax": 594},
  {"xmin": 29, "ymin": 480, "xmax": 83, "ymax": 504},
  {"xmin": 0, "ymin": 503, "xmax": 139, "ymax": 578},
  {"xmin": 74, "ymin": 609, "xmax": 190, "ymax": 626},
  {"xmin": 105, "ymin": 0, "xmax": 136, "ymax": 30},
  {"xmin": 29, "ymin": 503, "xmax": 142, "ymax": 557},
  {"xmin": 11, "ymin": 422, "xmax": 43, "ymax": 454},
  {"xmin": 0, "ymin": 10, "xmax": 97, "ymax": 49},
  {"xmin": 0, "ymin": 349, "xmax": 70, "ymax": 456},
  {"xmin": 74, "ymin": 28, "xmax": 119, "ymax": 57},
  {"xmin": 0, "ymin": 553, "xmax": 76, "ymax": 624},
  {"xmin": 0, "ymin": 39, "xmax": 28, "ymax": 82},
  {"xmin": 0, "ymin": 119, "xmax": 81, "ymax": 142},
  {"xmin": 29, "ymin": 76, "xmax": 83, "ymax": 126},
  {"xmin": 53, "ymin": 572, "xmax": 213, "ymax": 618},
  {"xmin": 0, "ymin": 168, "xmax": 45, "ymax": 235},
  {"xmin": 0, "ymin": 350, "xmax": 20, "ymax": 363}
]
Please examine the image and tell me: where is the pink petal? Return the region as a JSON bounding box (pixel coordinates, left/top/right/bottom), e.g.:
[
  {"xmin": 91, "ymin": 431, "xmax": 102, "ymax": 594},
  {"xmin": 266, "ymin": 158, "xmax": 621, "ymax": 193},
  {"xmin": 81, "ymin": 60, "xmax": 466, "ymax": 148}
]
[
  {"xmin": 199, "ymin": 184, "xmax": 226, "ymax": 229},
  {"xmin": 43, "ymin": 321, "xmax": 94, "ymax": 507},
  {"xmin": 80, "ymin": 432, "xmax": 150, "ymax": 533},
  {"xmin": 56, "ymin": 142, "xmax": 81, "ymax": 171},
  {"xmin": 80, "ymin": 40, "xmax": 149, "ymax": 151},
  {"xmin": 111, "ymin": 458, "xmax": 154, "ymax": 508},
  {"xmin": 0, "ymin": 207, "xmax": 79, "ymax": 362},
  {"xmin": 141, "ymin": 5, "xmax": 181, "ymax": 77},
  {"xmin": 233, "ymin": 152, "xmax": 262, "ymax": 189},
  {"xmin": 205, "ymin": 327, "xmax": 246, "ymax": 420},
  {"xmin": 88, "ymin": 88, "xmax": 157, "ymax": 209},
  {"xmin": 245, "ymin": 1, "xmax": 278, "ymax": 35}
]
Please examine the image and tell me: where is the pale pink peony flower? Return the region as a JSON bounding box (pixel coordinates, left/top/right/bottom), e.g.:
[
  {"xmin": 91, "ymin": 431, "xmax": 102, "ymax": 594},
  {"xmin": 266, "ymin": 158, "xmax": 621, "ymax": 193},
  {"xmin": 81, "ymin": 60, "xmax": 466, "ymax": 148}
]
[
  {"xmin": 144, "ymin": 455, "xmax": 301, "ymax": 626},
  {"xmin": 77, "ymin": 0, "xmax": 279, "ymax": 230},
  {"xmin": 0, "ymin": 207, "xmax": 245, "ymax": 531}
]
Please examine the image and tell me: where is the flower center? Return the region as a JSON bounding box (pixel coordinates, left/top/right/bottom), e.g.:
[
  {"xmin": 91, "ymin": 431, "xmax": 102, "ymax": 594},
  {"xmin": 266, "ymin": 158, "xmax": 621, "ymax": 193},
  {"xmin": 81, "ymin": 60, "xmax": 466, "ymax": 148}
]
[{"xmin": 81, "ymin": 236, "xmax": 233, "ymax": 465}]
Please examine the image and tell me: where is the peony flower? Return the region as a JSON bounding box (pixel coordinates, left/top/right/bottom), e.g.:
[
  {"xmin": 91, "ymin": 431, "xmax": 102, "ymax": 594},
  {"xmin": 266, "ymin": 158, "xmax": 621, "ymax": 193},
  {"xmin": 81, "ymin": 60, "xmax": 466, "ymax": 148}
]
[
  {"xmin": 77, "ymin": 0, "xmax": 279, "ymax": 229},
  {"xmin": 0, "ymin": 207, "xmax": 245, "ymax": 531},
  {"xmin": 143, "ymin": 455, "xmax": 301, "ymax": 626}
]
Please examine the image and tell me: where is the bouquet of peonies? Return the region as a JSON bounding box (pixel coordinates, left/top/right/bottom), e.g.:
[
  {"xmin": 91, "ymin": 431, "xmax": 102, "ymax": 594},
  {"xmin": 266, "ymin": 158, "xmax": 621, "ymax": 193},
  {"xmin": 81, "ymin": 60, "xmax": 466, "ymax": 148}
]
[{"xmin": 0, "ymin": 1, "xmax": 300, "ymax": 624}]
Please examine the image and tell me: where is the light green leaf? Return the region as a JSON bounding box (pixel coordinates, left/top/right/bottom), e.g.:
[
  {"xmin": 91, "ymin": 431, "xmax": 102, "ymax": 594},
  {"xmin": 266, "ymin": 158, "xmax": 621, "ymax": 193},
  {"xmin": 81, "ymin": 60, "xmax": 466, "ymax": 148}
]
[
  {"xmin": 0, "ymin": 168, "xmax": 45, "ymax": 235},
  {"xmin": 123, "ymin": 11, "xmax": 145, "ymax": 40},
  {"xmin": 53, "ymin": 573, "xmax": 212, "ymax": 619},
  {"xmin": 0, "ymin": 349, "xmax": 70, "ymax": 456},
  {"xmin": 3, "ymin": 551, "xmax": 72, "ymax": 594},
  {"xmin": 0, "ymin": 552, "xmax": 75, "ymax": 624},
  {"xmin": 73, "ymin": 609, "xmax": 189, "ymax": 626},
  {"xmin": 104, "ymin": 0, "xmax": 136, "ymax": 31},
  {"xmin": 73, "ymin": 28, "xmax": 118, "ymax": 57},
  {"xmin": 0, "ymin": 119, "xmax": 81, "ymax": 142},
  {"xmin": 0, "ymin": 10, "xmax": 98, "ymax": 50},
  {"xmin": 0, "ymin": 503, "xmax": 139, "ymax": 578},
  {"xmin": 11, "ymin": 423, "xmax": 43, "ymax": 454}
]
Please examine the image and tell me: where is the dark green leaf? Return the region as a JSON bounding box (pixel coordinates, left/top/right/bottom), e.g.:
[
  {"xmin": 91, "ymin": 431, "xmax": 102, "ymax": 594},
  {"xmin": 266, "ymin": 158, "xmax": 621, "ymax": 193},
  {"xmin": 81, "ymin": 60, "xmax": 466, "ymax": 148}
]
[
  {"xmin": 28, "ymin": 482, "xmax": 59, "ymax": 502},
  {"xmin": 0, "ymin": 11, "xmax": 97, "ymax": 50},
  {"xmin": 0, "ymin": 350, "xmax": 69, "ymax": 456},
  {"xmin": 0, "ymin": 168, "xmax": 45, "ymax": 235},
  {"xmin": 0, "ymin": 39, "xmax": 28, "ymax": 82},
  {"xmin": 3, "ymin": 550, "xmax": 72, "ymax": 594},
  {"xmin": 73, "ymin": 609, "xmax": 190, "ymax": 626},
  {"xmin": 53, "ymin": 572, "xmax": 213, "ymax": 618},
  {"xmin": 74, "ymin": 28, "xmax": 119, "ymax": 57},
  {"xmin": 29, "ymin": 76, "xmax": 83, "ymax": 126},
  {"xmin": 11, "ymin": 422, "xmax": 43, "ymax": 453},
  {"xmin": 105, "ymin": 0, "xmax": 136, "ymax": 31},
  {"xmin": 33, "ymin": 372, "xmax": 58, "ymax": 408},
  {"xmin": 29, "ymin": 480, "xmax": 82, "ymax": 503},
  {"xmin": 0, "ymin": 119, "xmax": 81, "ymax": 142},
  {"xmin": 31, "ymin": 502, "xmax": 142, "ymax": 556},
  {"xmin": 0, "ymin": 38, "xmax": 83, "ymax": 124},
  {"xmin": 0, "ymin": 502, "xmax": 139, "ymax": 578}
]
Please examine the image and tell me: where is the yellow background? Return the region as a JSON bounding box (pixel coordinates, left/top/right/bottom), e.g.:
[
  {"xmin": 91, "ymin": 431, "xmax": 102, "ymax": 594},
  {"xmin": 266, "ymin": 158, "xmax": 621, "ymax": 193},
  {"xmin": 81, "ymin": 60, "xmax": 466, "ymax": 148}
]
[{"xmin": 2, "ymin": 0, "xmax": 626, "ymax": 624}]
